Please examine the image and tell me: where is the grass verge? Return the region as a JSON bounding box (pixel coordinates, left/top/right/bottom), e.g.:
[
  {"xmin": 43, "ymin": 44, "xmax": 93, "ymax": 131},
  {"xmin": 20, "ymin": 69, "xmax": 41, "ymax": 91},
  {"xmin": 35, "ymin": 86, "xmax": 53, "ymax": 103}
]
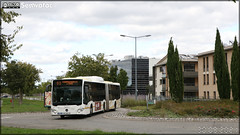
[
  {"xmin": 1, "ymin": 98, "xmax": 49, "ymax": 113},
  {"xmin": 1, "ymin": 126, "xmax": 134, "ymax": 134},
  {"xmin": 125, "ymin": 100, "xmax": 239, "ymax": 118}
]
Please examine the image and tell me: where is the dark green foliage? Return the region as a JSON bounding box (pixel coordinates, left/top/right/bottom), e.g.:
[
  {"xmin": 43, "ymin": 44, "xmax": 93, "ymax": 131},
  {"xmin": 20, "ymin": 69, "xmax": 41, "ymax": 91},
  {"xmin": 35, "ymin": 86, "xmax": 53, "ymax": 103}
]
[
  {"xmin": 0, "ymin": 8, "xmax": 23, "ymax": 62},
  {"xmin": 214, "ymin": 29, "xmax": 231, "ymax": 99},
  {"xmin": 166, "ymin": 38, "xmax": 184, "ymax": 103},
  {"xmin": 37, "ymin": 81, "xmax": 51, "ymax": 93},
  {"xmin": 2, "ymin": 60, "xmax": 41, "ymax": 105},
  {"xmin": 66, "ymin": 53, "xmax": 110, "ymax": 80},
  {"xmin": 166, "ymin": 37, "xmax": 175, "ymax": 98},
  {"xmin": 109, "ymin": 66, "xmax": 118, "ymax": 82},
  {"xmin": 117, "ymin": 69, "xmax": 128, "ymax": 91},
  {"xmin": 231, "ymin": 36, "xmax": 239, "ymax": 101}
]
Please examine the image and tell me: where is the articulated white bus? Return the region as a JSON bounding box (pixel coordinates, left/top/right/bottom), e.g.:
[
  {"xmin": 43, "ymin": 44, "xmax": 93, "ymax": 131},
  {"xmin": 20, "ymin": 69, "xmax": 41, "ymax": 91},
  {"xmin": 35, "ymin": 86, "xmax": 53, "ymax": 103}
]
[{"xmin": 49, "ymin": 76, "xmax": 121, "ymax": 118}]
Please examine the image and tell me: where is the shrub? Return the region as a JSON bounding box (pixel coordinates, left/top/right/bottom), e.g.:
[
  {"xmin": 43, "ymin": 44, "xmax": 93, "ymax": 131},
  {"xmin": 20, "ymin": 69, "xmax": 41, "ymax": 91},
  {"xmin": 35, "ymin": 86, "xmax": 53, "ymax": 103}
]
[{"xmin": 122, "ymin": 98, "xmax": 146, "ymax": 107}]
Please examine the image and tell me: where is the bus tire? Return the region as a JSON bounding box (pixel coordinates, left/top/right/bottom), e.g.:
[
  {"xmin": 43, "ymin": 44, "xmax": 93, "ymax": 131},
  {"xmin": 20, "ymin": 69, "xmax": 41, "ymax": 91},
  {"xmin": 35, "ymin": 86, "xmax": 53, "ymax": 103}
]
[
  {"xmin": 60, "ymin": 115, "xmax": 65, "ymax": 119},
  {"xmin": 89, "ymin": 105, "xmax": 93, "ymax": 116},
  {"xmin": 114, "ymin": 102, "xmax": 116, "ymax": 111},
  {"xmin": 103, "ymin": 103, "xmax": 106, "ymax": 112}
]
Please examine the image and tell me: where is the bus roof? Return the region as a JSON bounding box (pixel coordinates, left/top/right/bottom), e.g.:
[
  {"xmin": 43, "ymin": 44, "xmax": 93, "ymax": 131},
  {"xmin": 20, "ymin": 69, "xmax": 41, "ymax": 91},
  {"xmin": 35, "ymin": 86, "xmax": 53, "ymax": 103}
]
[{"xmin": 62, "ymin": 76, "xmax": 119, "ymax": 85}]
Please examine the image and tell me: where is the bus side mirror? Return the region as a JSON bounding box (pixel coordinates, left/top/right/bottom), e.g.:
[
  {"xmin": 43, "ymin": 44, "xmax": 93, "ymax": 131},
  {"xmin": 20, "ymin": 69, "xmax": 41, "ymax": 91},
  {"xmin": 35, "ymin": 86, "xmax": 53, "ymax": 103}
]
[{"xmin": 45, "ymin": 84, "xmax": 52, "ymax": 92}]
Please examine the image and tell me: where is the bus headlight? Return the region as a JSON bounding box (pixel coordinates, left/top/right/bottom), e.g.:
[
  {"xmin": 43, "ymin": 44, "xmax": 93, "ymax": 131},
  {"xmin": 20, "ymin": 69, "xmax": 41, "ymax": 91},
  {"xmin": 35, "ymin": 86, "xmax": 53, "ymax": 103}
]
[
  {"xmin": 77, "ymin": 107, "xmax": 84, "ymax": 113},
  {"xmin": 51, "ymin": 109, "xmax": 57, "ymax": 114}
]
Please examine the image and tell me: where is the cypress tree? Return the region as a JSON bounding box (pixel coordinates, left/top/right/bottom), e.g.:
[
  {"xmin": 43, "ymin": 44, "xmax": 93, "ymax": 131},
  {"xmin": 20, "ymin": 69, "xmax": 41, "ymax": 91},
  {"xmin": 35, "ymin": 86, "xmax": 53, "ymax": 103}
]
[
  {"xmin": 167, "ymin": 37, "xmax": 175, "ymax": 98},
  {"xmin": 231, "ymin": 36, "xmax": 239, "ymax": 101},
  {"xmin": 167, "ymin": 38, "xmax": 184, "ymax": 103},
  {"xmin": 178, "ymin": 57, "xmax": 184, "ymax": 102},
  {"xmin": 214, "ymin": 28, "xmax": 230, "ymax": 99},
  {"xmin": 173, "ymin": 47, "xmax": 184, "ymax": 103}
]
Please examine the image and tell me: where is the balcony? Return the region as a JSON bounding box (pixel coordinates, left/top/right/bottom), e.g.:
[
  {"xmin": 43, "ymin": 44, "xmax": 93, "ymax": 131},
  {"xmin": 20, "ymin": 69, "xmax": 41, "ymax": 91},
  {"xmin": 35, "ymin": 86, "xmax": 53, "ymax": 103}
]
[
  {"xmin": 183, "ymin": 71, "xmax": 198, "ymax": 78},
  {"xmin": 184, "ymin": 86, "xmax": 198, "ymax": 92}
]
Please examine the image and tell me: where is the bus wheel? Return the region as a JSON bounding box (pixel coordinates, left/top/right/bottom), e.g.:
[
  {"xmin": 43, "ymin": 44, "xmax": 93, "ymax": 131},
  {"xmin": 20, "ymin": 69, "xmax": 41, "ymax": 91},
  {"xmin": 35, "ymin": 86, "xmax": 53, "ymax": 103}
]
[
  {"xmin": 60, "ymin": 115, "xmax": 65, "ymax": 119},
  {"xmin": 89, "ymin": 105, "xmax": 93, "ymax": 116},
  {"xmin": 114, "ymin": 102, "xmax": 116, "ymax": 111},
  {"xmin": 103, "ymin": 103, "xmax": 106, "ymax": 112}
]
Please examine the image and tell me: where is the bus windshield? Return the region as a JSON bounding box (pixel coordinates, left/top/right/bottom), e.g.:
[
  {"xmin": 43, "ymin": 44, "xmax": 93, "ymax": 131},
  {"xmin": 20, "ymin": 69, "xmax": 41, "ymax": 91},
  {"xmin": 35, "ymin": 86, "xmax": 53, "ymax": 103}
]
[{"xmin": 52, "ymin": 80, "xmax": 82, "ymax": 106}]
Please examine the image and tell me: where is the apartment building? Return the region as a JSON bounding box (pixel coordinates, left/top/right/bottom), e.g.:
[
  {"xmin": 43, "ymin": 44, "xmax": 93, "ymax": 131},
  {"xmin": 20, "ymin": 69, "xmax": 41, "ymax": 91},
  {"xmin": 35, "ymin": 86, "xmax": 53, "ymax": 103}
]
[
  {"xmin": 197, "ymin": 45, "xmax": 233, "ymax": 99},
  {"xmin": 153, "ymin": 54, "xmax": 198, "ymax": 98}
]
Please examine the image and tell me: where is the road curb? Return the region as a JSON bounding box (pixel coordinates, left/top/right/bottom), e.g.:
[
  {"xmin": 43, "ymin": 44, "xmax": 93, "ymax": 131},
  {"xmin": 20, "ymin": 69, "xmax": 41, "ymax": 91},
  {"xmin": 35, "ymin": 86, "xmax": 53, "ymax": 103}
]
[{"xmin": 103, "ymin": 109, "xmax": 239, "ymax": 122}]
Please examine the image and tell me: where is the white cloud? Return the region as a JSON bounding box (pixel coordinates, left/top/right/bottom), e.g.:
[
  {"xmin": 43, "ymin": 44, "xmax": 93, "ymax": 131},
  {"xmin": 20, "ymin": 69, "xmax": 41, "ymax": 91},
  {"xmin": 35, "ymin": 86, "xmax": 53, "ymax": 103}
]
[{"xmin": 2, "ymin": 1, "xmax": 238, "ymax": 81}]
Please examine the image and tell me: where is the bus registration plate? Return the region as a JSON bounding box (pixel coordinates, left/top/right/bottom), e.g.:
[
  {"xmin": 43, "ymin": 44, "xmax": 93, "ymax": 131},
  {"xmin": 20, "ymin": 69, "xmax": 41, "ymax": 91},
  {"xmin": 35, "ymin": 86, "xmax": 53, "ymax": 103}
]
[{"xmin": 58, "ymin": 112, "xmax": 70, "ymax": 115}]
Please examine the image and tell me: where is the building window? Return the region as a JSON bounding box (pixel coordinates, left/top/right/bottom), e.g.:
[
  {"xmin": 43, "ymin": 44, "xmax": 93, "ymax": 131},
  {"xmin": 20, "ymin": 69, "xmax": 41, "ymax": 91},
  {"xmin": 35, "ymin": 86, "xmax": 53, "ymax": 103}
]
[
  {"xmin": 213, "ymin": 56, "xmax": 215, "ymax": 71},
  {"xmin": 204, "ymin": 91, "xmax": 206, "ymax": 99},
  {"xmin": 203, "ymin": 57, "xmax": 205, "ymax": 72},
  {"xmin": 160, "ymin": 67, "xmax": 163, "ymax": 72},
  {"xmin": 203, "ymin": 74, "xmax": 206, "ymax": 85},
  {"xmin": 184, "ymin": 78, "xmax": 195, "ymax": 86},
  {"xmin": 207, "ymin": 74, "xmax": 209, "ymax": 85},
  {"xmin": 213, "ymin": 73, "xmax": 216, "ymax": 84},
  {"xmin": 213, "ymin": 91, "xmax": 216, "ymax": 99},
  {"xmin": 207, "ymin": 91, "xmax": 209, "ymax": 99},
  {"xmin": 206, "ymin": 57, "xmax": 209, "ymax": 71},
  {"xmin": 162, "ymin": 78, "xmax": 166, "ymax": 84},
  {"xmin": 184, "ymin": 63, "xmax": 195, "ymax": 72},
  {"xmin": 225, "ymin": 53, "xmax": 228, "ymax": 65},
  {"xmin": 160, "ymin": 79, "xmax": 162, "ymax": 85}
]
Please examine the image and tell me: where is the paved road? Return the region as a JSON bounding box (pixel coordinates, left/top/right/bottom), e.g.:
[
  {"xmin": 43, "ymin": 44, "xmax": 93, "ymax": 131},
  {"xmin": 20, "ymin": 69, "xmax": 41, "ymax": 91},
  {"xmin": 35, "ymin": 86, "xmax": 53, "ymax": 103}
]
[{"xmin": 2, "ymin": 108, "xmax": 239, "ymax": 134}]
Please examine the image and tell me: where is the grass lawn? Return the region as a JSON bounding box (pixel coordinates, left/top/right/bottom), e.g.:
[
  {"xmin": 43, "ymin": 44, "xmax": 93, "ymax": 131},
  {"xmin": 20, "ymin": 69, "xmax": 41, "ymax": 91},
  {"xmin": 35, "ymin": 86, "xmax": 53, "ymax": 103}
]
[
  {"xmin": 126, "ymin": 100, "xmax": 239, "ymax": 118},
  {"xmin": 1, "ymin": 126, "xmax": 134, "ymax": 134},
  {"xmin": 1, "ymin": 98, "xmax": 49, "ymax": 113}
]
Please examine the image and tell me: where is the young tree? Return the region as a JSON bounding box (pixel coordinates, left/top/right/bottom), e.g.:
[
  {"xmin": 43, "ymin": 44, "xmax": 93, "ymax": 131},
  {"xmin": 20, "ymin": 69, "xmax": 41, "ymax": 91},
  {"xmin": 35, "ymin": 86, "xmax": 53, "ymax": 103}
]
[
  {"xmin": 109, "ymin": 66, "xmax": 118, "ymax": 82},
  {"xmin": 2, "ymin": 61, "xmax": 21, "ymax": 107},
  {"xmin": 0, "ymin": 8, "xmax": 23, "ymax": 62},
  {"xmin": 174, "ymin": 47, "xmax": 184, "ymax": 103},
  {"xmin": 231, "ymin": 36, "xmax": 239, "ymax": 101},
  {"xmin": 66, "ymin": 53, "xmax": 110, "ymax": 80},
  {"xmin": 167, "ymin": 38, "xmax": 184, "ymax": 103},
  {"xmin": 214, "ymin": 28, "xmax": 230, "ymax": 99},
  {"xmin": 117, "ymin": 69, "xmax": 128, "ymax": 91},
  {"xmin": 2, "ymin": 60, "xmax": 41, "ymax": 105},
  {"xmin": 166, "ymin": 37, "xmax": 175, "ymax": 98}
]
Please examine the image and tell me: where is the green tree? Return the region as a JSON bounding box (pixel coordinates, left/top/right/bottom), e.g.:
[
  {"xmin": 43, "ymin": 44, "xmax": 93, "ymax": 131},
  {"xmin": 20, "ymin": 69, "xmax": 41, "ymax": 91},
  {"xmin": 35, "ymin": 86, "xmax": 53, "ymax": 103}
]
[
  {"xmin": 231, "ymin": 36, "xmax": 239, "ymax": 101},
  {"xmin": 109, "ymin": 66, "xmax": 118, "ymax": 82},
  {"xmin": 0, "ymin": 8, "xmax": 23, "ymax": 62},
  {"xmin": 66, "ymin": 53, "xmax": 110, "ymax": 80},
  {"xmin": 2, "ymin": 60, "xmax": 41, "ymax": 105},
  {"xmin": 174, "ymin": 47, "xmax": 184, "ymax": 103},
  {"xmin": 2, "ymin": 61, "xmax": 21, "ymax": 107},
  {"xmin": 167, "ymin": 38, "xmax": 184, "ymax": 103},
  {"xmin": 166, "ymin": 37, "xmax": 175, "ymax": 98},
  {"xmin": 214, "ymin": 28, "xmax": 230, "ymax": 99},
  {"xmin": 117, "ymin": 69, "xmax": 128, "ymax": 91},
  {"xmin": 38, "ymin": 81, "xmax": 51, "ymax": 93}
]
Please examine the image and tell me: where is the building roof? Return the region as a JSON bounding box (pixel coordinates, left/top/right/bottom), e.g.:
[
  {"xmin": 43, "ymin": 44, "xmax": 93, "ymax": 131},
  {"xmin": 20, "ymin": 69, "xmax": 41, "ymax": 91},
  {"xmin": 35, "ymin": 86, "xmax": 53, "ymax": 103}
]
[
  {"xmin": 154, "ymin": 54, "xmax": 197, "ymax": 67},
  {"xmin": 179, "ymin": 54, "xmax": 198, "ymax": 62},
  {"xmin": 197, "ymin": 45, "xmax": 233, "ymax": 57}
]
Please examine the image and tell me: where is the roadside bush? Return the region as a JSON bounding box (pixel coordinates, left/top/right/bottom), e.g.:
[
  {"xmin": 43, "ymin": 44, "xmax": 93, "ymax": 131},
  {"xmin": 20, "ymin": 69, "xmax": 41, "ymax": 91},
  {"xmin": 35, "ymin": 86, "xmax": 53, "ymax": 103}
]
[
  {"xmin": 154, "ymin": 101, "xmax": 163, "ymax": 109},
  {"xmin": 122, "ymin": 98, "xmax": 146, "ymax": 108},
  {"xmin": 153, "ymin": 99, "xmax": 239, "ymax": 118}
]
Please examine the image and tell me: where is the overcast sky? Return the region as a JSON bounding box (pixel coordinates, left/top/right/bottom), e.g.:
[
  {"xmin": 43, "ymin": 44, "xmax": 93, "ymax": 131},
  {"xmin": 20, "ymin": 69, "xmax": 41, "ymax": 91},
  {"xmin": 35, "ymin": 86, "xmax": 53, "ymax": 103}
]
[{"xmin": 2, "ymin": 1, "xmax": 239, "ymax": 82}]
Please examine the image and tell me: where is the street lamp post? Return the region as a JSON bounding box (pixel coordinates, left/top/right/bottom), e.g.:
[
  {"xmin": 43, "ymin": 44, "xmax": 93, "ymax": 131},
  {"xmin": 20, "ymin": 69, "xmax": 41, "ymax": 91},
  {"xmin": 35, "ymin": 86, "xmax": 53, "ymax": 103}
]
[{"xmin": 120, "ymin": 34, "xmax": 151, "ymax": 100}]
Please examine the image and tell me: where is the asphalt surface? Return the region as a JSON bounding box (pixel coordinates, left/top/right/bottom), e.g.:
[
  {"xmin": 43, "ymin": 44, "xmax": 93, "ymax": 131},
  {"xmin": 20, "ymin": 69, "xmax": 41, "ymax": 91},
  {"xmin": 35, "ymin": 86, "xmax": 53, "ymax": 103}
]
[{"xmin": 1, "ymin": 108, "xmax": 239, "ymax": 134}]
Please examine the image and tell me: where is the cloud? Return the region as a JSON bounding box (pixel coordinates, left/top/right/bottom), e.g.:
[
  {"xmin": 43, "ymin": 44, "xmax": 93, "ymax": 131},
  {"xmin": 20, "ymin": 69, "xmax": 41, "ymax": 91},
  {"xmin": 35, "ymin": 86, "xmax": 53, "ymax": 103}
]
[{"xmin": 2, "ymin": 1, "xmax": 238, "ymax": 81}]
